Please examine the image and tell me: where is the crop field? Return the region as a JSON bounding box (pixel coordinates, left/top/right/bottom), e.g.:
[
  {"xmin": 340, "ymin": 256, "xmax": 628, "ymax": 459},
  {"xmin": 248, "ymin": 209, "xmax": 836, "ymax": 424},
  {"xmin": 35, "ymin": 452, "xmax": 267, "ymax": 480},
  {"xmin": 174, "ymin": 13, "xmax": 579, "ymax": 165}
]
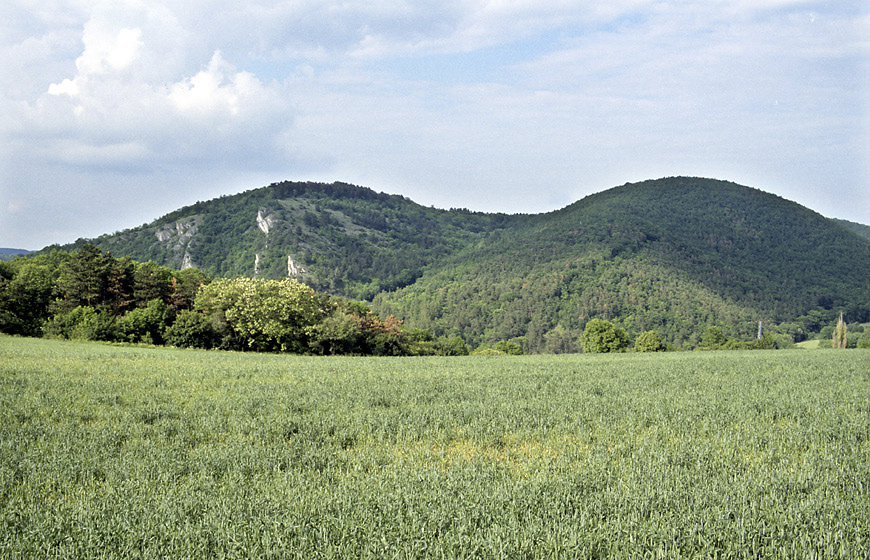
[{"xmin": 1, "ymin": 336, "xmax": 868, "ymax": 559}]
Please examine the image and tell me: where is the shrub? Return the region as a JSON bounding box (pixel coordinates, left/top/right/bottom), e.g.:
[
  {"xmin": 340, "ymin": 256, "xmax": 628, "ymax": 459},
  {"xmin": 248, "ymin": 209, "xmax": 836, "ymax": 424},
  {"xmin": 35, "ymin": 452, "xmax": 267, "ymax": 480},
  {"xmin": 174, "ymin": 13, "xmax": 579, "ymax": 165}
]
[
  {"xmin": 635, "ymin": 330, "xmax": 665, "ymax": 352},
  {"xmin": 116, "ymin": 299, "xmax": 174, "ymax": 345},
  {"xmin": 310, "ymin": 311, "xmax": 363, "ymax": 355},
  {"xmin": 582, "ymin": 319, "xmax": 629, "ymax": 353},
  {"xmin": 433, "ymin": 336, "xmax": 469, "ymax": 356},
  {"xmin": 700, "ymin": 327, "xmax": 728, "ymax": 350},
  {"xmin": 164, "ymin": 310, "xmax": 220, "ymax": 349},
  {"xmin": 43, "ymin": 306, "xmax": 118, "ymax": 341}
]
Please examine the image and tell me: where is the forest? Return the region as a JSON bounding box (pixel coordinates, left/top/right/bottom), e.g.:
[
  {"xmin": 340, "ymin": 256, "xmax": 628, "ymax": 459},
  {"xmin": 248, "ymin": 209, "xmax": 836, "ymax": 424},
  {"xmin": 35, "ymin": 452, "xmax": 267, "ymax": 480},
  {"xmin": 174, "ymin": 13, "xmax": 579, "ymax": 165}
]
[
  {"xmin": 0, "ymin": 245, "xmax": 478, "ymax": 356},
  {"xmin": 2, "ymin": 243, "xmax": 868, "ymax": 354},
  {"xmin": 23, "ymin": 177, "xmax": 870, "ymax": 352}
]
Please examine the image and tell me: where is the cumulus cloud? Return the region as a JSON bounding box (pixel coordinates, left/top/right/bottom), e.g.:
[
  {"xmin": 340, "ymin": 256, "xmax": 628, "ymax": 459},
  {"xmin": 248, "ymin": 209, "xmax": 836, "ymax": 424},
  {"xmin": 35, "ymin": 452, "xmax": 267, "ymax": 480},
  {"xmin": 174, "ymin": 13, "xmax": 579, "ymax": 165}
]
[
  {"xmin": 1, "ymin": 0, "xmax": 867, "ymax": 248},
  {"xmin": 18, "ymin": 1, "xmax": 291, "ymax": 172},
  {"xmin": 168, "ymin": 52, "xmax": 269, "ymax": 117}
]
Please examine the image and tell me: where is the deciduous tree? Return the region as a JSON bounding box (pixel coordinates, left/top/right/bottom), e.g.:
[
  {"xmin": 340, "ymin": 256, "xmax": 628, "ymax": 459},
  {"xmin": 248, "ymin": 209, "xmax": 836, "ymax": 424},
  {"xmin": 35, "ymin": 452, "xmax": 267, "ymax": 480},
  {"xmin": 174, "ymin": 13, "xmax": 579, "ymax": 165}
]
[{"xmin": 582, "ymin": 319, "xmax": 629, "ymax": 353}]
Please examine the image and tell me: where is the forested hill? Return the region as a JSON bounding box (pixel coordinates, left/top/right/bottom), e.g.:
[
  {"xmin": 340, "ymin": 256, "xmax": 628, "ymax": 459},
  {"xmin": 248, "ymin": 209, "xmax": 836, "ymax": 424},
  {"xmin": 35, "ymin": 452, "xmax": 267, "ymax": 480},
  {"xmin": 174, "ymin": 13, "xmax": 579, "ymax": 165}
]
[
  {"xmin": 373, "ymin": 178, "xmax": 870, "ymax": 349},
  {"xmin": 834, "ymin": 219, "xmax": 870, "ymax": 243},
  {"xmin": 50, "ymin": 177, "xmax": 870, "ymax": 350},
  {"xmin": 0, "ymin": 248, "xmax": 32, "ymax": 262},
  {"xmin": 58, "ymin": 181, "xmax": 509, "ymax": 300}
]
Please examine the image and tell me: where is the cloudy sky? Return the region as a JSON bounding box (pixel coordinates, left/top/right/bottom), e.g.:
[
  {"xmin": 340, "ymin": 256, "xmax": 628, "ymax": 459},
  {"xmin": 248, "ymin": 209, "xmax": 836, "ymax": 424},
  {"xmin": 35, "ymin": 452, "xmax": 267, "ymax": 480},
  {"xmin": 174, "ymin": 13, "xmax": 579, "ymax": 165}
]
[{"xmin": 2, "ymin": 1, "xmax": 868, "ymax": 249}]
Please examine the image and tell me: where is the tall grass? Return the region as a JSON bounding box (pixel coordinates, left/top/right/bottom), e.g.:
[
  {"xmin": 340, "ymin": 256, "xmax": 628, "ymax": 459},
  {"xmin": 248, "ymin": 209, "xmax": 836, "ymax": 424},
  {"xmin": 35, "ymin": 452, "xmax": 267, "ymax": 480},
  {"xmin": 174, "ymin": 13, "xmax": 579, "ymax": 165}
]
[{"xmin": 1, "ymin": 336, "xmax": 868, "ymax": 558}]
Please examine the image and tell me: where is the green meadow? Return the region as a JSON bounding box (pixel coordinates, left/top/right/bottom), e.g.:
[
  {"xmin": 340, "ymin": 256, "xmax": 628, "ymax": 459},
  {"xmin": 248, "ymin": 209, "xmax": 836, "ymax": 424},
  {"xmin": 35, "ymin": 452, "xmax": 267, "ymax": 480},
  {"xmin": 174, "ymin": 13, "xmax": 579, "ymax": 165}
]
[{"xmin": 1, "ymin": 336, "xmax": 868, "ymax": 559}]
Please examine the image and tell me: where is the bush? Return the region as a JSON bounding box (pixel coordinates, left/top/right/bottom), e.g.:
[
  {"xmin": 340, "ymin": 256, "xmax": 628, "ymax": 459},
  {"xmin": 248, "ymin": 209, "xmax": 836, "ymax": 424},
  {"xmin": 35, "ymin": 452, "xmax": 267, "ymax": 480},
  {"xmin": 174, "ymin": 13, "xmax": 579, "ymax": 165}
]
[
  {"xmin": 582, "ymin": 319, "xmax": 629, "ymax": 353},
  {"xmin": 433, "ymin": 336, "xmax": 469, "ymax": 356},
  {"xmin": 116, "ymin": 299, "xmax": 174, "ymax": 345},
  {"xmin": 43, "ymin": 306, "xmax": 118, "ymax": 341},
  {"xmin": 471, "ymin": 347, "xmax": 506, "ymax": 356},
  {"xmin": 310, "ymin": 311, "xmax": 363, "ymax": 355},
  {"xmin": 494, "ymin": 340, "xmax": 524, "ymax": 355},
  {"xmin": 635, "ymin": 330, "xmax": 665, "ymax": 352},
  {"xmin": 700, "ymin": 327, "xmax": 728, "ymax": 350},
  {"xmin": 164, "ymin": 310, "xmax": 220, "ymax": 349}
]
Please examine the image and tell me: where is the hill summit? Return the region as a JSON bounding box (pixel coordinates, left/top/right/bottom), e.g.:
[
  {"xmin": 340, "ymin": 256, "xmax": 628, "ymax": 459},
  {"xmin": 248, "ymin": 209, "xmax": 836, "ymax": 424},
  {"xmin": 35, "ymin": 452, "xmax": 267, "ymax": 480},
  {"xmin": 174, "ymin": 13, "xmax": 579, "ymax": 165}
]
[{"xmin": 62, "ymin": 177, "xmax": 870, "ymax": 350}]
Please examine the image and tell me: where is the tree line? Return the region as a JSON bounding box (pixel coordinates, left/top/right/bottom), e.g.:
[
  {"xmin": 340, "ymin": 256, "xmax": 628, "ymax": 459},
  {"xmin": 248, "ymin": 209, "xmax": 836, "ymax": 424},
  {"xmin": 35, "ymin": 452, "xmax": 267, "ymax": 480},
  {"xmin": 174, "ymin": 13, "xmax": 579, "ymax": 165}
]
[
  {"xmin": 2, "ymin": 245, "xmax": 867, "ymax": 354},
  {"xmin": 0, "ymin": 245, "xmax": 475, "ymax": 355}
]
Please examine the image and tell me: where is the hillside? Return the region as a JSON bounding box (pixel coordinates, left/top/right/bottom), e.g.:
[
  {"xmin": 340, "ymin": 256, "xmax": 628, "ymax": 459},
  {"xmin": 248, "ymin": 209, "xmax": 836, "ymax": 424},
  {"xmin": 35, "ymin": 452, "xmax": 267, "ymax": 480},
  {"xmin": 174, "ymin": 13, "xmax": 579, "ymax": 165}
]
[
  {"xmin": 0, "ymin": 248, "xmax": 32, "ymax": 262},
  {"xmin": 60, "ymin": 182, "xmax": 508, "ymax": 300},
  {"xmin": 834, "ymin": 218, "xmax": 870, "ymax": 242},
  {"xmin": 373, "ymin": 178, "xmax": 870, "ymax": 349},
  {"xmin": 53, "ymin": 177, "xmax": 870, "ymax": 350}
]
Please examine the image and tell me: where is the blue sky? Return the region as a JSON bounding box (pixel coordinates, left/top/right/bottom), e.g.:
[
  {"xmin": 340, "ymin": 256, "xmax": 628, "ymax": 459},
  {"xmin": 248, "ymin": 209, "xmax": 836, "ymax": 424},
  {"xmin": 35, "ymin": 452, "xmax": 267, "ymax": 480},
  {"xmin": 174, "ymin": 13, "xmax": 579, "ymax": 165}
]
[{"xmin": 1, "ymin": 0, "xmax": 868, "ymax": 249}]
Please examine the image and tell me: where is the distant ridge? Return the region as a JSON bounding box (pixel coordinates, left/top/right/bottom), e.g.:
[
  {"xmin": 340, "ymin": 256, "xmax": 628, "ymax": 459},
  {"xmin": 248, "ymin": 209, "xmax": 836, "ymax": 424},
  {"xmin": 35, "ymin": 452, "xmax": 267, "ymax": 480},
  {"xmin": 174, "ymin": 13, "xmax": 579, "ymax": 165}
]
[
  {"xmin": 47, "ymin": 177, "xmax": 870, "ymax": 350},
  {"xmin": 0, "ymin": 248, "xmax": 32, "ymax": 261},
  {"xmin": 834, "ymin": 218, "xmax": 870, "ymax": 242}
]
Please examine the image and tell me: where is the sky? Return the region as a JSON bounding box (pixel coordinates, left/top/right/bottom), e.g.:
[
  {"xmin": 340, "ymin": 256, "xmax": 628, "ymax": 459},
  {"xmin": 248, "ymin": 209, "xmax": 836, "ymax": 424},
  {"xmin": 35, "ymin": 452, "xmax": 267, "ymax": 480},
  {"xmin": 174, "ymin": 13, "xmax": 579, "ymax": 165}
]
[{"xmin": 1, "ymin": 0, "xmax": 868, "ymax": 249}]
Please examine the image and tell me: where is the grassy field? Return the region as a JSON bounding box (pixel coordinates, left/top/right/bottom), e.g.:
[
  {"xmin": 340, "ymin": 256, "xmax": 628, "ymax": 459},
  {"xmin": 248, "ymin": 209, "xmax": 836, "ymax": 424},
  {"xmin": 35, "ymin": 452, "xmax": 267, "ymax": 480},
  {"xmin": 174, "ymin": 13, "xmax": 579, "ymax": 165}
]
[{"xmin": 1, "ymin": 336, "xmax": 868, "ymax": 559}]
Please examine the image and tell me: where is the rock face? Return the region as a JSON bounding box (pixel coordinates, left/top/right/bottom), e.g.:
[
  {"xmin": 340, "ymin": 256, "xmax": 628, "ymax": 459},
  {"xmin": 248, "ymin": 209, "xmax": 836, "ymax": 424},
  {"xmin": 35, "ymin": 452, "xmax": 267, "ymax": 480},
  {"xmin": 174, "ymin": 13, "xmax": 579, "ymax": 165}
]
[
  {"xmin": 257, "ymin": 209, "xmax": 274, "ymax": 237},
  {"xmin": 288, "ymin": 256, "xmax": 305, "ymax": 276},
  {"xmin": 154, "ymin": 218, "xmax": 199, "ymax": 270},
  {"xmin": 181, "ymin": 251, "xmax": 194, "ymax": 270},
  {"xmin": 155, "ymin": 219, "xmax": 197, "ymax": 246}
]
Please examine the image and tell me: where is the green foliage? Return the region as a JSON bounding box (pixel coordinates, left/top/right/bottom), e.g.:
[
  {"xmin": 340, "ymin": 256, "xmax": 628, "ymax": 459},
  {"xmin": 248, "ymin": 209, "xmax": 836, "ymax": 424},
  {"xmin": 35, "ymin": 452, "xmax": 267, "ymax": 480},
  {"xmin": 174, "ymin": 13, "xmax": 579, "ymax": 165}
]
[
  {"xmin": 493, "ymin": 340, "xmax": 524, "ymax": 355},
  {"xmin": 582, "ymin": 319, "xmax": 629, "ymax": 353},
  {"xmin": 42, "ymin": 306, "xmax": 118, "ymax": 341},
  {"xmin": 43, "ymin": 179, "xmax": 870, "ymax": 352},
  {"xmin": 471, "ymin": 340, "xmax": 524, "ymax": 355},
  {"xmin": 2, "ymin": 337, "xmax": 869, "ymax": 557},
  {"xmin": 373, "ymin": 177, "xmax": 870, "ymax": 350},
  {"xmin": 164, "ymin": 310, "xmax": 221, "ymax": 349},
  {"xmin": 55, "ymin": 244, "xmax": 116, "ymax": 312},
  {"xmin": 196, "ymin": 278, "xmax": 325, "ymax": 353},
  {"xmin": 833, "ymin": 218, "xmax": 870, "ymax": 242},
  {"xmin": 833, "ymin": 313, "xmax": 848, "ymax": 349},
  {"xmin": 701, "ymin": 326, "xmax": 728, "ymax": 350},
  {"xmin": 634, "ymin": 330, "xmax": 665, "ymax": 352},
  {"xmin": 543, "ymin": 325, "xmax": 580, "ymax": 354},
  {"xmin": 309, "ymin": 310, "xmax": 364, "ymax": 355},
  {"xmin": 116, "ymin": 299, "xmax": 175, "ymax": 345},
  {"xmin": 133, "ymin": 261, "xmax": 173, "ymax": 306},
  {"xmin": 433, "ymin": 336, "xmax": 470, "ymax": 356},
  {"xmin": 0, "ymin": 258, "xmax": 59, "ymax": 336}
]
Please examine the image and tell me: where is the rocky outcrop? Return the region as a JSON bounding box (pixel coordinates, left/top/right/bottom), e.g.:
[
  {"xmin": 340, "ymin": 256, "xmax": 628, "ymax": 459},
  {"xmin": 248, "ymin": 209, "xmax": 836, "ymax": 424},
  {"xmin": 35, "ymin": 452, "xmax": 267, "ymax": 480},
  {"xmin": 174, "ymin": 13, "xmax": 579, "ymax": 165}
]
[
  {"xmin": 181, "ymin": 251, "xmax": 194, "ymax": 270},
  {"xmin": 154, "ymin": 217, "xmax": 199, "ymax": 270},
  {"xmin": 155, "ymin": 218, "xmax": 198, "ymax": 247},
  {"xmin": 288, "ymin": 256, "xmax": 305, "ymax": 276},
  {"xmin": 257, "ymin": 209, "xmax": 274, "ymax": 237}
]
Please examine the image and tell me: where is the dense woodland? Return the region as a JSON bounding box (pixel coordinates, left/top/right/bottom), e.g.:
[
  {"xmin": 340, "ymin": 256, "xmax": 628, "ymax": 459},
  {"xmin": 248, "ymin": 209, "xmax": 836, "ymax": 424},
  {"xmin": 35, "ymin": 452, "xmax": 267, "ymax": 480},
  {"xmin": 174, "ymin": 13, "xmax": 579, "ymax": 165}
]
[
  {"xmin": 0, "ymin": 245, "xmax": 478, "ymax": 355},
  {"xmin": 16, "ymin": 177, "xmax": 870, "ymax": 353}
]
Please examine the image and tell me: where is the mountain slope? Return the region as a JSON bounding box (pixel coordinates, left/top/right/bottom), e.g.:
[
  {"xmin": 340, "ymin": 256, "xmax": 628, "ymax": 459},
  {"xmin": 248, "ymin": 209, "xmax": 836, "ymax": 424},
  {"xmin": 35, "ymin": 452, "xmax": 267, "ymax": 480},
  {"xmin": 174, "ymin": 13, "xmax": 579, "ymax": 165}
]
[
  {"xmin": 57, "ymin": 177, "xmax": 870, "ymax": 350},
  {"xmin": 834, "ymin": 219, "xmax": 870, "ymax": 243},
  {"xmin": 372, "ymin": 177, "xmax": 870, "ymax": 349},
  {"xmin": 0, "ymin": 248, "xmax": 32, "ymax": 262},
  {"xmin": 67, "ymin": 181, "xmax": 509, "ymax": 300}
]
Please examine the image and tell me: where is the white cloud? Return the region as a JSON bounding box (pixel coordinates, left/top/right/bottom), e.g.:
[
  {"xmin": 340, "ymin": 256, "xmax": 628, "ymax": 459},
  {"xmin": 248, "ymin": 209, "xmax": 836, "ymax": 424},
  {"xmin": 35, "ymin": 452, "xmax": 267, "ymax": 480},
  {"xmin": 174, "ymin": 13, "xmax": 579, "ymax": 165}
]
[
  {"xmin": 1, "ymin": 0, "xmax": 868, "ymax": 248},
  {"xmin": 168, "ymin": 51, "xmax": 270, "ymax": 118},
  {"xmin": 78, "ymin": 25, "xmax": 143, "ymax": 75},
  {"xmin": 47, "ymin": 78, "xmax": 78, "ymax": 97}
]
